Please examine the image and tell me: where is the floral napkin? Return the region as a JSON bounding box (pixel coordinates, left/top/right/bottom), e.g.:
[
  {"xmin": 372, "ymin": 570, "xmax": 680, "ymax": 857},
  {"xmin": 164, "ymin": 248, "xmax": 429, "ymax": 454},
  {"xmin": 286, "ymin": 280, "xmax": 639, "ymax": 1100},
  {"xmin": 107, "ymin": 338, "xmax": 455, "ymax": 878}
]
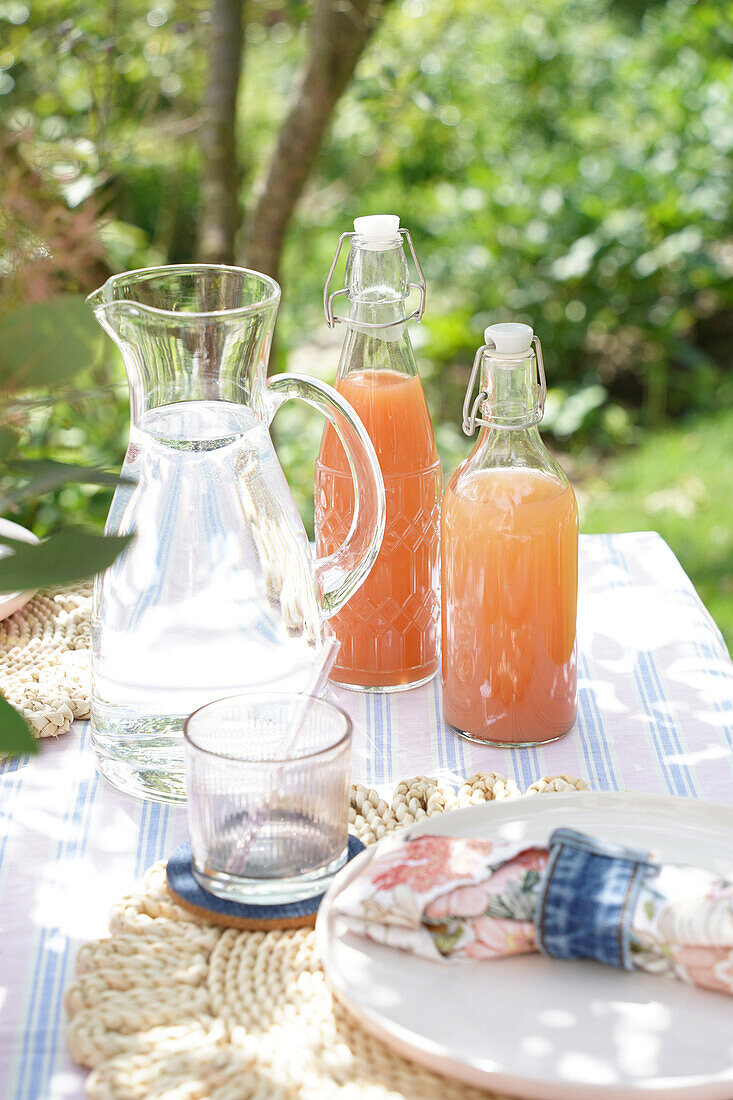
[{"xmin": 333, "ymin": 830, "xmax": 733, "ymax": 996}]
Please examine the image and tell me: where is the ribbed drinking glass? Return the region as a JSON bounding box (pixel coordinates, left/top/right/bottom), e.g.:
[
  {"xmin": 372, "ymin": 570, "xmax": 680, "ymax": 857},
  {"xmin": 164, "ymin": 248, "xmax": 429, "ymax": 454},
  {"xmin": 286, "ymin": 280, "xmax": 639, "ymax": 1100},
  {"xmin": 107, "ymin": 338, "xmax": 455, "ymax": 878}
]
[{"xmin": 184, "ymin": 692, "xmax": 352, "ymax": 905}]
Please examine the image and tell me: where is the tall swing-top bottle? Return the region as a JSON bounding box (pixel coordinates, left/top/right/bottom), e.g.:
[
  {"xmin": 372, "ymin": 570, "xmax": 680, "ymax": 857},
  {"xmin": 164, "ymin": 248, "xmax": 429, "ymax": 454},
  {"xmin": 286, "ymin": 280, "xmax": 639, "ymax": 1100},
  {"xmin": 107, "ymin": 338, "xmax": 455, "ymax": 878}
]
[
  {"xmin": 316, "ymin": 215, "xmax": 441, "ymax": 691},
  {"xmin": 442, "ymin": 322, "xmax": 578, "ymax": 745}
]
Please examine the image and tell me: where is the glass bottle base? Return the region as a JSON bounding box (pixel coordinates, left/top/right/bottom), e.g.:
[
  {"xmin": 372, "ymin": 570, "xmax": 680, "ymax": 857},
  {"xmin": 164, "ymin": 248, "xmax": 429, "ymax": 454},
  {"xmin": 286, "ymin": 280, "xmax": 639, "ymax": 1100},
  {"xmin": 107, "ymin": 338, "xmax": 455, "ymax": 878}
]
[
  {"xmin": 446, "ymin": 721, "xmax": 572, "ymax": 749},
  {"xmin": 330, "ymin": 667, "xmax": 438, "ymax": 694}
]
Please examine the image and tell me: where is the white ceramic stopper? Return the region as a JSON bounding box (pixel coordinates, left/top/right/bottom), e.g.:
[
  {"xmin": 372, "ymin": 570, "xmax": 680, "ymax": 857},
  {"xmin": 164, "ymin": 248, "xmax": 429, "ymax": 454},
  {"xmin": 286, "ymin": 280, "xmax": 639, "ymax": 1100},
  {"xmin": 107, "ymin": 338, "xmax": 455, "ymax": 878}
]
[
  {"xmin": 353, "ymin": 214, "xmax": 401, "ymax": 241},
  {"xmin": 484, "ymin": 322, "xmax": 534, "ymax": 355}
]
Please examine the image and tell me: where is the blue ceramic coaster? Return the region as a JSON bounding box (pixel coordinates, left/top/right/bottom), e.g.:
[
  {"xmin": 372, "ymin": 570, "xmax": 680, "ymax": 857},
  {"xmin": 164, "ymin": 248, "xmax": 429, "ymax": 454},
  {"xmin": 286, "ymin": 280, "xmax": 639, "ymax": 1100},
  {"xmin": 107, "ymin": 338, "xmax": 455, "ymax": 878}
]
[{"xmin": 166, "ymin": 834, "xmax": 365, "ymax": 929}]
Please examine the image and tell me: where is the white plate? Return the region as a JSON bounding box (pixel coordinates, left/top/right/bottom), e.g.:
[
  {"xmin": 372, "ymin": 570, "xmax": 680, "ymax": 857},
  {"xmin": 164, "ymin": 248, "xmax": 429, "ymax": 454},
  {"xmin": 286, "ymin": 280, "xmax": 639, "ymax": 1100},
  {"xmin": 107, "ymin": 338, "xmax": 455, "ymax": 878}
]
[
  {"xmin": 0, "ymin": 518, "xmax": 39, "ymax": 622},
  {"xmin": 317, "ymin": 792, "xmax": 733, "ymax": 1099}
]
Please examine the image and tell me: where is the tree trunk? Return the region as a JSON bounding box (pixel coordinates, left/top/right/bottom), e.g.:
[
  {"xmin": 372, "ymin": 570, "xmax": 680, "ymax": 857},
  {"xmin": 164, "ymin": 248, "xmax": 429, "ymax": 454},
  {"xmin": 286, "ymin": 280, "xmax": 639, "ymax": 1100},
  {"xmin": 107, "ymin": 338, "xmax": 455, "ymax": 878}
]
[
  {"xmin": 241, "ymin": 0, "xmax": 391, "ymax": 282},
  {"xmin": 196, "ymin": 0, "xmax": 245, "ymax": 265}
]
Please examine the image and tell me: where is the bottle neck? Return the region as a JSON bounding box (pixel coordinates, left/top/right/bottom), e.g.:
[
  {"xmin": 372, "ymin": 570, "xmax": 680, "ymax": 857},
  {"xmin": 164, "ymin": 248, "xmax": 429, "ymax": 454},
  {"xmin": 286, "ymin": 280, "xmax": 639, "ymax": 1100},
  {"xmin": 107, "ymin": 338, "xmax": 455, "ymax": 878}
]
[
  {"xmin": 479, "ymin": 350, "xmax": 540, "ymax": 429},
  {"xmin": 471, "ymin": 353, "xmax": 559, "ymax": 475},
  {"xmin": 462, "ymin": 333, "xmax": 563, "ymax": 482},
  {"xmin": 340, "ymin": 235, "xmax": 416, "ymax": 366},
  {"xmin": 345, "ymin": 235, "xmax": 410, "ymax": 329}
]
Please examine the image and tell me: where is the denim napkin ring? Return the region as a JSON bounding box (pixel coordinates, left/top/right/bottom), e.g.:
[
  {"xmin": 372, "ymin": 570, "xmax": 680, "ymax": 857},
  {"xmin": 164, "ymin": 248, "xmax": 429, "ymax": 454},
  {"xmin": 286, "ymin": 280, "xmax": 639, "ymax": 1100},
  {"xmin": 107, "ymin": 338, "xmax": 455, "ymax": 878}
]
[{"xmin": 535, "ymin": 828, "xmax": 658, "ymax": 970}]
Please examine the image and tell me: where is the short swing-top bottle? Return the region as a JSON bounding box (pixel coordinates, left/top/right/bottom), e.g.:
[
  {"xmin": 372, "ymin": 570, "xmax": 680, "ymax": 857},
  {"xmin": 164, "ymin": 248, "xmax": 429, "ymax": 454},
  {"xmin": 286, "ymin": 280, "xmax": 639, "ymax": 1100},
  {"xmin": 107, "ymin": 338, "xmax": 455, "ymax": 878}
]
[
  {"xmin": 316, "ymin": 215, "xmax": 441, "ymax": 691},
  {"xmin": 442, "ymin": 322, "xmax": 578, "ymax": 745}
]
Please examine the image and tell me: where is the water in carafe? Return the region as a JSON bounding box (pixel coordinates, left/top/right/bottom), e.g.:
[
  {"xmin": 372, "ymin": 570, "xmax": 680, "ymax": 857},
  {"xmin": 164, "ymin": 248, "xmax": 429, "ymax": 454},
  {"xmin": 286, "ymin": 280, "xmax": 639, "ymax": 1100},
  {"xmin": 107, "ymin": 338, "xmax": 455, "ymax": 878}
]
[{"xmin": 93, "ymin": 400, "xmax": 322, "ymax": 760}]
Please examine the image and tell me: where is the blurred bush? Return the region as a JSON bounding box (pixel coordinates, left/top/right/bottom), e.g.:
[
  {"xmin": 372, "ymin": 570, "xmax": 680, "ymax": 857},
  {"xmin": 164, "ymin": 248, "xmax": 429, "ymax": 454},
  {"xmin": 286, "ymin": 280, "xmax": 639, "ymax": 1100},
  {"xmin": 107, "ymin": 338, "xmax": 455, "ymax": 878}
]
[
  {"xmin": 287, "ymin": 0, "xmax": 733, "ymax": 428},
  {"xmin": 0, "ymin": 0, "xmax": 730, "ymax": 640}
]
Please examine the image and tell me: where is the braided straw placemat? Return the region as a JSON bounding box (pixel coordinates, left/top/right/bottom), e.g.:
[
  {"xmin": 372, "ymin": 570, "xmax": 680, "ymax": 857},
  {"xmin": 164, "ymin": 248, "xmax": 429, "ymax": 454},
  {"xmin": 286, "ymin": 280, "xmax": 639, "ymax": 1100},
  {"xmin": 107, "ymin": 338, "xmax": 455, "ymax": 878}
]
[
  {"xmin": 0, "ymin": 585, "xmax": 91, "ymax": 738},
  {"xmin": 65, "ymin": 771, "xmax": 588, "ymax": 1100}
]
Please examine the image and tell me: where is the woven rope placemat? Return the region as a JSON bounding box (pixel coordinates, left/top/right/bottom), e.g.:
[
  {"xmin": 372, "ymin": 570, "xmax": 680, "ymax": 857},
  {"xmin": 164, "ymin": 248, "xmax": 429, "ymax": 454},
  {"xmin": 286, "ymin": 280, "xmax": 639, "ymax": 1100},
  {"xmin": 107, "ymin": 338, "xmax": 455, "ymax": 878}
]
[
  {"xmin": 0, "ymin": 585, "xmax": 91, "ymax": 738},
  {"xmin": 65, "ymin": 771, "xmax": 588, "ymax": 1100}
]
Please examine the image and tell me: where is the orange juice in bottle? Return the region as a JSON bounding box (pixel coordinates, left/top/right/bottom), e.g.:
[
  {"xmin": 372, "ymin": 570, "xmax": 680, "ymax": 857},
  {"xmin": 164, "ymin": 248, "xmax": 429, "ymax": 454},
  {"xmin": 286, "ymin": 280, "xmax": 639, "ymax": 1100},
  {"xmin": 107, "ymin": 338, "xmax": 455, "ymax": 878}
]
[
  {"xmin": 316, "ymin": 216, "xmax": 441, "ymax": 691},
  {"xmin": 442, "ymin": 323, "xmax": 578, "ymax": 745}
]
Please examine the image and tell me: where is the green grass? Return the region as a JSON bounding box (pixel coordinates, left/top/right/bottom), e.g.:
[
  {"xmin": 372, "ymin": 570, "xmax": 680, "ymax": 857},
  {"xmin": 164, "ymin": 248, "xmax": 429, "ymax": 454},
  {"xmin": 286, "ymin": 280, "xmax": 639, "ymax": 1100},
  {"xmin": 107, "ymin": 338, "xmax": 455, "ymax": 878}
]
[{"xmin": 579, "ymin": 408, "xmax": 733, "ymax": 654}]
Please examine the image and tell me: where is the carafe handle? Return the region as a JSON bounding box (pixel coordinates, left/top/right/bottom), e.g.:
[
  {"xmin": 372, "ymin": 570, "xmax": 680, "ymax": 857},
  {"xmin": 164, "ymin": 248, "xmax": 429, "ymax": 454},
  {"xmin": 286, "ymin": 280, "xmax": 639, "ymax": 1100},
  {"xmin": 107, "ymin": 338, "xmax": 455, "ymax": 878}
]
[{"xmin": 267, "ymin": 374, "xmax": 386, "ymax": 618}]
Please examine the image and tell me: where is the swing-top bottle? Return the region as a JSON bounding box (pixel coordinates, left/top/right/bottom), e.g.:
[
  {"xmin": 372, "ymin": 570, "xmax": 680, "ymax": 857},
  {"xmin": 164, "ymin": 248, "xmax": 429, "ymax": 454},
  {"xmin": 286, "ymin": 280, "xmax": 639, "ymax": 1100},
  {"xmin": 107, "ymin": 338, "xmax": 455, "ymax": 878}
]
[
  {"xmin": 442, "ymin": 322, "xmax": 578, "ymax": 745},
  {"xmin": 316, "ymin": 215, "xmax": 441, "ymax": 691}
]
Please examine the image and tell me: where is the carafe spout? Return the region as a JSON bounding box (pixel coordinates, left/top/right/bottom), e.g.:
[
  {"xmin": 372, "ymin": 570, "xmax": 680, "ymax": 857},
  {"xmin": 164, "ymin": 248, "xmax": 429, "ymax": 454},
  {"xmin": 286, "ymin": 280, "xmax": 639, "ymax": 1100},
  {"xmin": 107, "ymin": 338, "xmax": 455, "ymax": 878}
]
[
  {"xmin": 85, "ymin": 287, "xmax": 147, "ymax": 348},
  {"xmin": 86, "ymin": 265, "xmax": 281, "ymax": 419}
]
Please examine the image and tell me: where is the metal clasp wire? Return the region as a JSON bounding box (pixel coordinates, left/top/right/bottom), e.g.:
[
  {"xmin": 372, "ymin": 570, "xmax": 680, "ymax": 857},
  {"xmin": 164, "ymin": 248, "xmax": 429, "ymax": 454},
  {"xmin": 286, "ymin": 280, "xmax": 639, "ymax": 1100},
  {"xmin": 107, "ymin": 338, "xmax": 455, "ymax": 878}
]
[
  {"xmin": 461, "ymin": 335, "xmax": 547, "ymax": 436},
  {"xmin": 323, "ymin": 229, "xmax": 427, "ymax": 329}
]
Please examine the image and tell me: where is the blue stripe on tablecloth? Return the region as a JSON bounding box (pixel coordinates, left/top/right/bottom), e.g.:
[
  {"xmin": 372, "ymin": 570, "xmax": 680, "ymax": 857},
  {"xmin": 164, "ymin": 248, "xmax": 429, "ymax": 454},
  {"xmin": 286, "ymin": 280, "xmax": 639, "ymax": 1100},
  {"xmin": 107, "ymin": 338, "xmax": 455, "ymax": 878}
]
[
  {"xmin": 385, "ymin": 693, "xmax": 395, "ymax": 784},
  {"xmin": 432, "ymin": 675, "xmax": 448, "ymax": 777},
  {"xmin": 135, "ymin": 798, "xmax": 171, "ymax": 876},
  {"xmin": 376, "ymin": 690, "xmax": 387, "ymax": 787},
  {"xmin": 694, "ymin": 638, "xmax": 733, "ymax": 762},
  {"xmin": 135, "ymin": 798, "xmax": 151, "ymax": 878},
  {"xmin": 360, "ymin": 695, "xmax": 369, "ymax": 787},
  {"xmin": 434, "ymin": 674, "xmax": 462, "ymax": 777},
  {"xmin": 454, "ymin": 687, "xmax": 470, "ymax": 777},
  {"xmin": 427, "ymin": 673, "xmax": 440, "ymax": 768},
  {"xmin": 367, "ymin": 693, "xmax": 375, "ymax": 788},
  {"xmin": 611, "ymin": 538, "xmax": 699, "ymax": 799},
  {"xmin": 36, "ymin": 762, "xmax": 99, "ymax": 1094},
  {"xmin": 0, "ymin": 757, "xmax": 27, "ymax": 873},
  {"xmin": 573, "ymin": 535, "xmax": 626, "ymax": 791},
  {"xmin": 136, "ymin": 798, "xmax": 152, "ymax": 877},
  {"xmin": 577, "ymin": 652, "xmax": 615, "ymax": 791},
  {"xmin": 369, "ymin": 693, "xmax": 379, "ymax": 787},
  {"xmin": 515, "ymin": 745, "xmax": 541, "ymax": 791},
  {"xmin": 136, "ymin": 797, "xmax": 149, "ymax": 876},
  {"xmin": 0, "ymin": 753, "xmax": 29, "ymax": 776},
  {"xmin": 634, "ymin": 649, "xmax": 698, "ymax": 797},
  {"xmin": 14, "ymin": 726, "xmax": 99, "ymax": 1100},
  {"xmin": 604, "ymin": 532, "xmax": 631, "ymax": 584}
]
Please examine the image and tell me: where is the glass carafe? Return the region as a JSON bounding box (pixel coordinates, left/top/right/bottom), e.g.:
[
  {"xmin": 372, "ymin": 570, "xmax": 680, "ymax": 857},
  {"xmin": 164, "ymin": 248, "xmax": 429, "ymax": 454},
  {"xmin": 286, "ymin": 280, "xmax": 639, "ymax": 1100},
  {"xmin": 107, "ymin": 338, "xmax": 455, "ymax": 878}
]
[
  {"xmin": 316, "ymin": 215, "xmax": 441, "ymax": 692},
  {"xmin": 88, "ymin": 265, "xmax": 385, "ymax": 802},
  {"xmin": 442, "ymin": 322, "xmax": 578, "ymax": 746}
]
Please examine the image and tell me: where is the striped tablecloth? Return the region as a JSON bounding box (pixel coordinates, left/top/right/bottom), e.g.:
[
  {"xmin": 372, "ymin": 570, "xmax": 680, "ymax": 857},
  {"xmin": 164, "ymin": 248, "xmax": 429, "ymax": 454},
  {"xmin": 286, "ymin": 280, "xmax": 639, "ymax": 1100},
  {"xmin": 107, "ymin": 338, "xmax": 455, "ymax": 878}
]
[{"xmin": 1, "ymin": 532, "xmax": 732, "ymax": 1100}]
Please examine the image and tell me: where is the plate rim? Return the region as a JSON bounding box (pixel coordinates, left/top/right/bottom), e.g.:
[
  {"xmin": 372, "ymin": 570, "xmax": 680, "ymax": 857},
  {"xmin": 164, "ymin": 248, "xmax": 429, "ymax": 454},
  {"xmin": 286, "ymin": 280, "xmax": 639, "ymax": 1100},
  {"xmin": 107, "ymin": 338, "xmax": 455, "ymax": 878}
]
[
  {"xmin": 0, "ymin": 517, "xmax": 39, "ymax": 617},
  {"xmin": 318, "ymin": 791, "xmax": 733, "ymax": 1100}
]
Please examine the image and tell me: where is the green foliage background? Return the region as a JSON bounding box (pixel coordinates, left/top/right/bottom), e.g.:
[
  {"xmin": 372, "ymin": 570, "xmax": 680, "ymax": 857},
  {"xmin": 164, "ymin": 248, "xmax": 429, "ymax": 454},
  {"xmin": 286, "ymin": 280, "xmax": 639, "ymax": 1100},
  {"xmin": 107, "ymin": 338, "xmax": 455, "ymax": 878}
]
[{"xmin": 1, "ymin": 0, "xmax": 731, "ymax": 647}]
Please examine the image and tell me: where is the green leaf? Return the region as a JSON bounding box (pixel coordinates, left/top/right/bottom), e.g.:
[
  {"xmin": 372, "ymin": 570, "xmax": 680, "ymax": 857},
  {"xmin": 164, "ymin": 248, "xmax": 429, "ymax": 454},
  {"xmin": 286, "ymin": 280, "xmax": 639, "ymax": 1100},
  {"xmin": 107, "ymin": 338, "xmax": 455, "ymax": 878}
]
[
  {"xmin": 486, "ymin": 896, "xmax": 515, "ymax": 920},
  {"xmin": 0, "ymin": 529, "xmax": 132, "ymax": 591},
  {"xmin": 0, "ymin": 695, "xmax": 38, "ymax": 756},
  {"xmin": 0, "ymin": 296, "xmax": 103, "ymax": 392},
  {"xmin": 431, "ymin": 926, "xmax": 465, "ymax": 957},
  {"xmin": 522, "ymin": 869, "xmax": 541, "ymax": 892},
  {"xmin": 0, "ymin": 460, "xmax": 132, "ymax": 506}
]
